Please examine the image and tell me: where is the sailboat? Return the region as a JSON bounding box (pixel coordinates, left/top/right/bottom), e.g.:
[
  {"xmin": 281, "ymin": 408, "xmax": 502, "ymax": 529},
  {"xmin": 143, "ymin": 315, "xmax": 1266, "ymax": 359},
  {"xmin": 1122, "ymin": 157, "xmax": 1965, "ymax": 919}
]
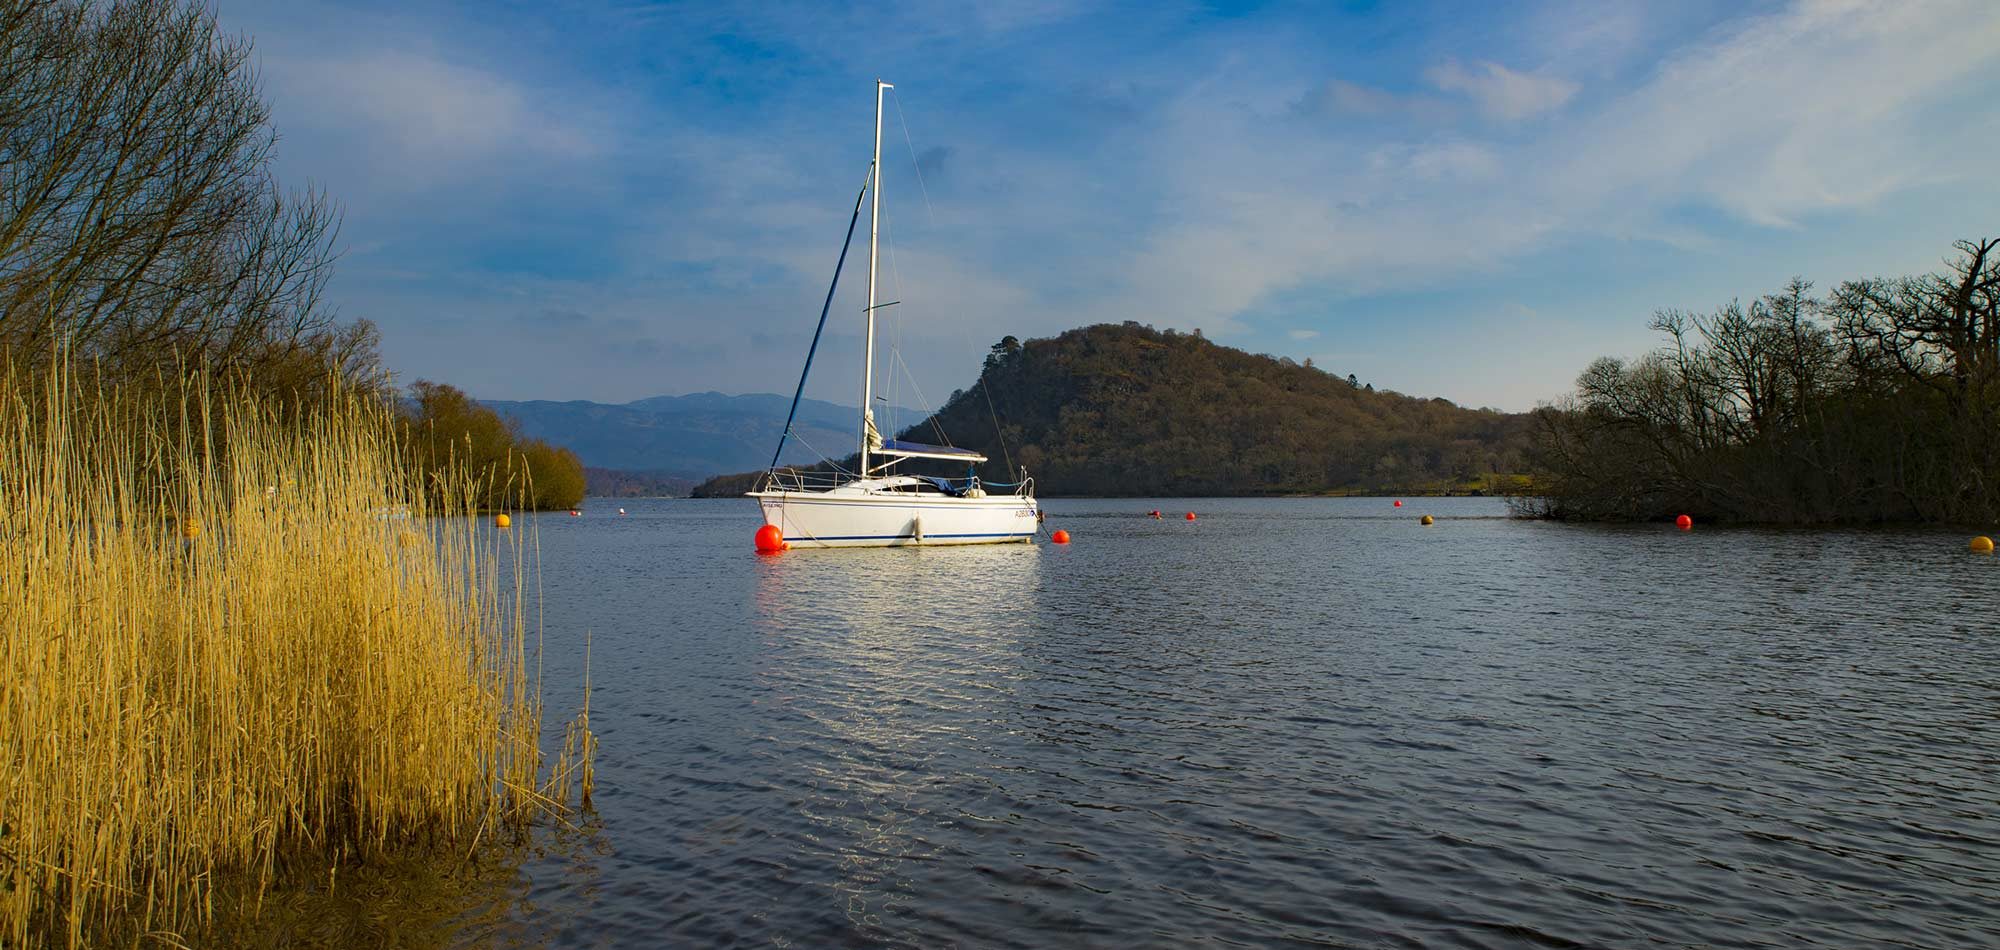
[{"xmin": 747, "ymin": 80, "xmax": 1040, "ymax": 548}]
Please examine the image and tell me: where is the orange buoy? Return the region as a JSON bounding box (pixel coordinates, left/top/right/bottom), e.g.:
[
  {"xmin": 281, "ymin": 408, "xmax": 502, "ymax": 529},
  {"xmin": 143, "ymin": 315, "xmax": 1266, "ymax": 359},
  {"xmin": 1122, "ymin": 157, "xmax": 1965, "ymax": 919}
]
[
  {"xmin": 1051, "ymin": 529, "xmax": 1070, "ymax": 544},
  {"xmin": 1972, "ymin": 535, "xmax": 1995, "ymax": 553},
  {"xmin": 754, "ymin": 523, "xmax": 785, "ymax": 553},
  {"xmin": 1184, "ymin": 511, "xmax": 1197, "ymax": 521},
  {"xmin": 1393, "ymin": 499, "xmax": 1402, "ymax": 508},
  {"xmin": 1675, "ymin": 514, "xmax": 1693, "ymax": 530},
  {"xmin": 495, "ymin": 512, "xmax": 511, "ymax": 529}
]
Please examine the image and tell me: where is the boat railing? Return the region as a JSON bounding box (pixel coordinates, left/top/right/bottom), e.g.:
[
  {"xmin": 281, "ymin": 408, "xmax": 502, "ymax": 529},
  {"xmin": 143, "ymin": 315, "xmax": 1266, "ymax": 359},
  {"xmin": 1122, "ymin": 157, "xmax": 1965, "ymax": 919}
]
[
  {"xmin": 763, "ymin": 468, "xmax": 1033, "ymax": 498},
  {"xmin": 981, "ymin": 476, "xmax": 1033, "ymax": 498},
  {"xmin": 761, "ymin": 469, "xmax": 847, "ymax": 492}
]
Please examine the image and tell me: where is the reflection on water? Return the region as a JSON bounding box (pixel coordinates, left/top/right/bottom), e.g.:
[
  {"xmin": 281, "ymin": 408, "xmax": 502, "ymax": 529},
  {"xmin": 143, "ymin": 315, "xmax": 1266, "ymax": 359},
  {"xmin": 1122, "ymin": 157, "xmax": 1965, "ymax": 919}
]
[
  {"xmin": 750, "ymin": 544, "xmax": 1042, "ymax": 942},
  {"xmin": 210, "ymin": 821, "xmax": 609, "ymax": 948},
  {"xmin": 244, "ymin": 498, "xmax": 2000, "ymax": 947}
]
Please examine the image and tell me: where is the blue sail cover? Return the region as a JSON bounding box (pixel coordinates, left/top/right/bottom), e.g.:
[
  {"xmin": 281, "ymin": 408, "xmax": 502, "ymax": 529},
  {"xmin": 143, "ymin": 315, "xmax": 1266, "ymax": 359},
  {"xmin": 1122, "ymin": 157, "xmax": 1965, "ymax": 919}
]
[
  {"xmin": 878, "ymin": 439, "xmax": 985, "ymax": 460},
  {"xmin": 915, "ymin": 476, "xmax": 973, "ymax": 496}
]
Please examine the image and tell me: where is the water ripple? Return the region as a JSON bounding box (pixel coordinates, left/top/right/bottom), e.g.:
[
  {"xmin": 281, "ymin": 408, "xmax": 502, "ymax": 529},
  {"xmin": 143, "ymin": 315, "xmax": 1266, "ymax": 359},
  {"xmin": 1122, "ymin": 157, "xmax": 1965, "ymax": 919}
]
[{"xmin": 503, "ymin": 497, "xmax": 2000, "ymax": 948}]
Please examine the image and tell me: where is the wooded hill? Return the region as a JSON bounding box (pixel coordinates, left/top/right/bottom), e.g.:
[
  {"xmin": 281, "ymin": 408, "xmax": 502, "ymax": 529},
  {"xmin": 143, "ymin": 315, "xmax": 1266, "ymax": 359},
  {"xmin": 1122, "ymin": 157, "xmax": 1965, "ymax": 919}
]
[{"xmin": 695, "ymin": 322, "xmax": 1533, "ymax": 497}]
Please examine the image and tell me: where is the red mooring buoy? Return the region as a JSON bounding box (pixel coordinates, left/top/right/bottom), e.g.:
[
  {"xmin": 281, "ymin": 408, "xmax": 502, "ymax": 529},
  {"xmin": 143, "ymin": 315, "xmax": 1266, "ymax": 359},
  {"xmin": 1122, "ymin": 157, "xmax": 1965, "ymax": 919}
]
[
  {"xmin": 1185, "ymin": 511, "xmax": 1197, "ymax": 521},
  {"xmin": 1675, "ymin": 514, "xmax": 1693, "ymax": 530},
  {"xmin": 1393, "ymin": 499, "xmax": 1403, "ymax": 508},
  {"xmin": 754, "ymin": 523, "xmax": 786, "ymax": 553},
  {"xmin": 1051, "ymin": 529, "xmax": 1071, "ymax": 544}
]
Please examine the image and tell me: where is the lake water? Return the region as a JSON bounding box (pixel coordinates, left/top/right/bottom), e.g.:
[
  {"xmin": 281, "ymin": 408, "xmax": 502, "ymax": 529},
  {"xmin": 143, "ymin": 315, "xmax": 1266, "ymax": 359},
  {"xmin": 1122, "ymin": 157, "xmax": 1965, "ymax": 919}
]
[{"xmin": 425, "ymin": 497, "xmax": 1997, "ymax": 948}]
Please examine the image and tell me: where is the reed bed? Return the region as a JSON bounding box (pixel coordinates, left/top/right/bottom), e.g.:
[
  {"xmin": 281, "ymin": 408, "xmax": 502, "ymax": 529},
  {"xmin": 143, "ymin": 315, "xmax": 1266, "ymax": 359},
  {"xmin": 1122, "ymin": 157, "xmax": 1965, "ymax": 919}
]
[{"xmin": 0, "ymin": 366, "xmax": 591, "ymax": 947}]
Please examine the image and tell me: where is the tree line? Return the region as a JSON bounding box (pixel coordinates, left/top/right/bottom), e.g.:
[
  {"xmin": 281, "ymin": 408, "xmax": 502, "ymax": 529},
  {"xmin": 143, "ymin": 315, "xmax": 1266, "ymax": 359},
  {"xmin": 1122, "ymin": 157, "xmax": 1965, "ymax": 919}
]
[
  {"xmin": 1, "ymin": 0, "xmax": 580, "ymax": 509},
  {"xmin": 586, "ymin": 467, "xmax": 698, "ymax": 498},
  {"xmin": 1525, "ymin": 239, "xmax": 1999, "ymax": 524}
]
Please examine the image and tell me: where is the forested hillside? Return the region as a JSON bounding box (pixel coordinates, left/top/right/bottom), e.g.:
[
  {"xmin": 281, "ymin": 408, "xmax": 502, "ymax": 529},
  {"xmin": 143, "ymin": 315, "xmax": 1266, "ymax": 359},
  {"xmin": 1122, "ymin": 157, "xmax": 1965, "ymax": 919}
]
[{"xmin": 695, "ymin": 322, "xmax": 1533, "ymax": 496}]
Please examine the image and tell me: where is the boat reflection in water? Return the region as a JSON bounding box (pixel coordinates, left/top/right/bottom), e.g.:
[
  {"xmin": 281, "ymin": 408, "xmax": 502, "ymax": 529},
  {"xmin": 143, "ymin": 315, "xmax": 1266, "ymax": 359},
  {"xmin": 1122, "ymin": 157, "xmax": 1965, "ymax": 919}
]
[{"xmin": 749, "ymin": 543, "xmax": 1044, "ymax": 939}]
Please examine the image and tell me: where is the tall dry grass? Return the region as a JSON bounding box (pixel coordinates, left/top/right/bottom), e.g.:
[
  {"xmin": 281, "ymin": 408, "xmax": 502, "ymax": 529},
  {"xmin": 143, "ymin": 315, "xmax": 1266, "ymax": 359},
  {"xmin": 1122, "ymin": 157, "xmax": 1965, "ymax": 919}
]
[{"xmin": 0, "ymin": 364, "xmax": 591, "ymax": 947}]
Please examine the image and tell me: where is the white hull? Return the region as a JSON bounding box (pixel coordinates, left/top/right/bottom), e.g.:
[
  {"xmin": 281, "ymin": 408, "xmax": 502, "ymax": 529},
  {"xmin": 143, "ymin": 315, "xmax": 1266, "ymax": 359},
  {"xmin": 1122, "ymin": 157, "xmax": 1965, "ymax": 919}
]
[{"xmin": 751, "ymin": 489, "xmax": 1038, "ymax": 548}]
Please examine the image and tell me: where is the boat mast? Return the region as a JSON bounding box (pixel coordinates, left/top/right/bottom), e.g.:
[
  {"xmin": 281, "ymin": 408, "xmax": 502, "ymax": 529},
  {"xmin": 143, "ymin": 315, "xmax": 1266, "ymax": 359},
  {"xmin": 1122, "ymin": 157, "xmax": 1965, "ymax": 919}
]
[{"xmin": 860, "ymin": 79, "xmax": 891, "ymax": 476}]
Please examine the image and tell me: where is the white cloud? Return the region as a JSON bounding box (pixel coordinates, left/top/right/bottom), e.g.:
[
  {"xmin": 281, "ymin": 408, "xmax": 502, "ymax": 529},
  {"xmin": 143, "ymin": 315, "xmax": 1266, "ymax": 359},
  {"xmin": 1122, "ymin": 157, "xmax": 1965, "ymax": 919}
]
[
  {"xmin": 218, "ymin": 0, "xmax": 2000, "ymax": 411},
  {"xmin": 1425, "ymin": 59, "xmax": 1578, "ymax": 120},
  {"xmin": 1373, "ymin": 140, "xmax": 1501, "ymax": 182},
  {"xmin": 265, "ymin": 50, "xmax": 604, "ymax": 186},
  {"xmin": 1295, "ymin": 79, "xmax": 1452, "ymax": 120},
  {"xmin": 1548, "ymin": 0, "xmax": 2000, "ymax": 227},
  {"xmin": 1516, "ymin": 0, "xmax": 1650, "ymax": 76},
  {"xmin": 1289, "ymin": 328, "xmax": 1320, "ymax": 340},
  {"xmin": 1096, "ymin": 0, "xmax": 2000, "ymax": 346}
]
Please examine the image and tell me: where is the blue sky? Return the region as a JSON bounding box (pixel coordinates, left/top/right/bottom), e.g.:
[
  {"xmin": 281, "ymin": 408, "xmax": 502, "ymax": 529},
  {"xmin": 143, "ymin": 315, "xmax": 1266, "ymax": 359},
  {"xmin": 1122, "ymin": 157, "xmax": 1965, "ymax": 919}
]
[{"xmin": 222, "ymin": 0, "xmax": 2000, "ymax": 411}]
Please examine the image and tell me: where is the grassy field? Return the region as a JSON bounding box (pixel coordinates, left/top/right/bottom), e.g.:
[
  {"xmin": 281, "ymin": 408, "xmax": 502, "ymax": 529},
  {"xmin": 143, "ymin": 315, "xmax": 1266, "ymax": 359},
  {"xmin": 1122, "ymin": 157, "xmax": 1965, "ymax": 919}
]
[{"xmin": 0, "ymin": 367, "xmax": 591, "ymax": 947}]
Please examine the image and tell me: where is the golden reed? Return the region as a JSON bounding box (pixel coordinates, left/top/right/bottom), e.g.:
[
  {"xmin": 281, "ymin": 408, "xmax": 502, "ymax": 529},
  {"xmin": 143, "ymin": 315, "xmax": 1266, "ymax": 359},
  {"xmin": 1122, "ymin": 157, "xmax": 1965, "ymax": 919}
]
[{"xmin": 0, "ymin": 365, "xmax": 591, "ymax": 947}]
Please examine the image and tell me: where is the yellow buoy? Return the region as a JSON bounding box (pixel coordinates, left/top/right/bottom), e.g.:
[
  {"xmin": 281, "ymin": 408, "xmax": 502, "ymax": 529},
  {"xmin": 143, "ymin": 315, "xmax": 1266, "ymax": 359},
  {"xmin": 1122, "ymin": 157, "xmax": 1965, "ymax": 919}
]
[
  {"xmin": 495, "ymin": 512, "xmax": 512, "ymax": 529},
  {"xmin": 1420, "ymin": 515, "xmax": 1434, "ymax": 526},
  {"xmin": 1973, "ymin": 535, "xmax": 1995, "ymax": 553}
]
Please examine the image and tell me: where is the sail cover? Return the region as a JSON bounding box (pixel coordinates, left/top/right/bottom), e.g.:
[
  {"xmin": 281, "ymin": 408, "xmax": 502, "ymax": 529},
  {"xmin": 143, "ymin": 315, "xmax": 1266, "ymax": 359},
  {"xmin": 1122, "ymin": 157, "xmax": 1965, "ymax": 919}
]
[{"xmin": 877, "ymin": 439, "xmax": 987, "ymax": 462}]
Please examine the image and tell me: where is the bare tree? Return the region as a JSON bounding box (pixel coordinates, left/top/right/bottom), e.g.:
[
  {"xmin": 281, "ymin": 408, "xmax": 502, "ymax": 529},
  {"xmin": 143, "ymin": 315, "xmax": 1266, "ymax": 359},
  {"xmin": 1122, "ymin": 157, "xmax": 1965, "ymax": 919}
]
[
  {"xmin": 0, "ymin": 0, "xmax": 370, "ymax": 390},
  {"xmin": 1829, "ymin": 238, "xmax": 2000, "ymax": 408},
  {"xmin": 1531, "ymin": 240, "xmax": 2000, "ymax": 524}
]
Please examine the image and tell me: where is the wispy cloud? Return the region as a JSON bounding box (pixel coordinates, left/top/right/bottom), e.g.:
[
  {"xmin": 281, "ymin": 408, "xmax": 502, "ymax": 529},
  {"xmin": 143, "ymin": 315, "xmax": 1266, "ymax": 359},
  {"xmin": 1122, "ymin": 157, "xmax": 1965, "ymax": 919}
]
[
  {"xmin": 1294, "ymin": 79, "xmax": 1452, "ymax": 121},
  {"xmin": 1424, "ymin": 59, "xmax": 1578, "ymax": 120},
  {"xmin": 274, "ymin": 52, "xmax": 601, "ymax": 169},
  {"xmin": 1370, "ymin": 140, "xmax": 1501, "ymax": 182},
  {"xmin": 1545, "ymin": 0, "xmax": 2000, "ymax": 227},
  {"xmin": 1110, "ymin": 0, "xmax": 2000, "ymax": 322}
]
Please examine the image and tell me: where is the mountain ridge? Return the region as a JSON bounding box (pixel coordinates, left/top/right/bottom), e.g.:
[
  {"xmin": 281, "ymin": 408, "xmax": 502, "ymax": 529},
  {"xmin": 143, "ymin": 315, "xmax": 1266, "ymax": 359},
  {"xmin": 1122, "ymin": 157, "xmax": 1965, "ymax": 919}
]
[{"xmin": 480, "ymin": 392, "xmax": 916, "ymax": 480}]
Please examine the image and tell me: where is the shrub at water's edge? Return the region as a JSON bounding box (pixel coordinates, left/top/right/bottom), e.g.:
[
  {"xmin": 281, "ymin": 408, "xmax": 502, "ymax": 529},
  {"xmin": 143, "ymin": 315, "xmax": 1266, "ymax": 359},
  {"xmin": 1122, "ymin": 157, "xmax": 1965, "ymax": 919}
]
[
  {"xmin": 0, "ymin": 367, "xmax": 593, "ymax": 947},
  {"xmin": 401, "ymin": 380, "xmax": 587, "ymax": 511},
  {"xmin": 1525, "ymin": 238, "xmax": 2000, "ymax": 525}
]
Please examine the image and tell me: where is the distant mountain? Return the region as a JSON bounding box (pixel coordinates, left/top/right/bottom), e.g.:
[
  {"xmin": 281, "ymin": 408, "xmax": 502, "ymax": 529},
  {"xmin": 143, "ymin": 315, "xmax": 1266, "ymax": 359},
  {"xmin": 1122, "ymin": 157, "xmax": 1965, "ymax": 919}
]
[
  {"xmin": 695, "ymin": 323, "xmax": 1535, "ymax": 497},
  {"xmin": 480, "ymin": 392, "xmax": 917, "ymax": 481}
]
